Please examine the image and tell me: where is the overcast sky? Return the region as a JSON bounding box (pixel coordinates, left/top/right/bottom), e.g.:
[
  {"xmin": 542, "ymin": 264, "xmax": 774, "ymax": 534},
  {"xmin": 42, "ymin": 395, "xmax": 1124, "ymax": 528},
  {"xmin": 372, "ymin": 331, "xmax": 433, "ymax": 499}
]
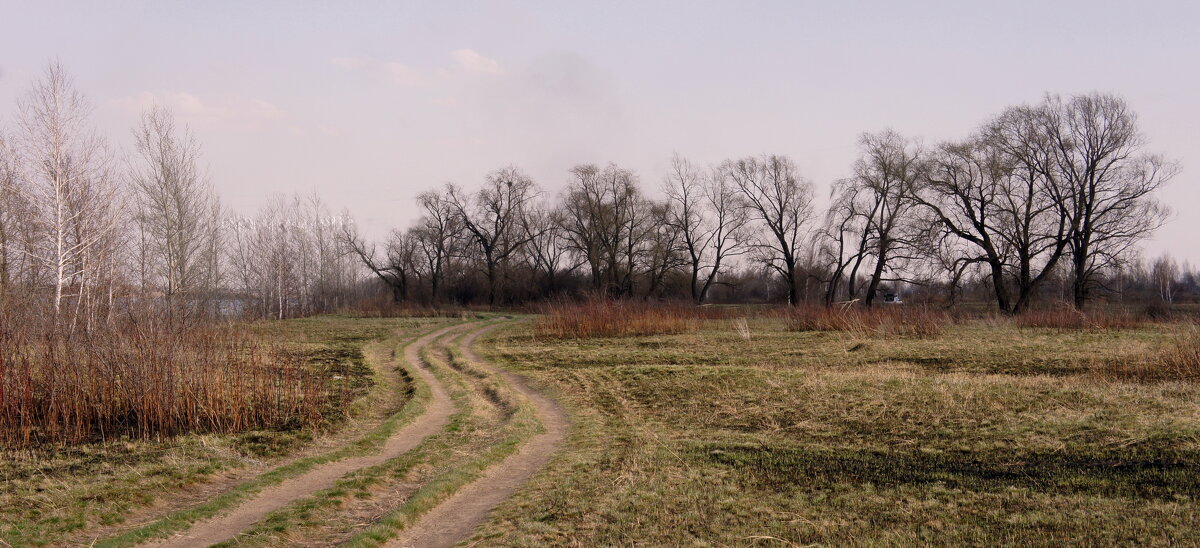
[{"xmin": 1, "ymin": 1, "xmax": 1196, "ymax": 264}]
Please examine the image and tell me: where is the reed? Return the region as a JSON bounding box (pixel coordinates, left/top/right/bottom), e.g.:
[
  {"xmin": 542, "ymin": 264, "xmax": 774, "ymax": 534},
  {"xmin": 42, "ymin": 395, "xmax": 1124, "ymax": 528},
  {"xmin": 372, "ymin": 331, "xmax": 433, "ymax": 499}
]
[
  {"xmin": 1096, "ymin": 326, "xmax": 1200, "ymax": 382},
  {"xmin": 781, "ymin": 304, "xmax": 947, "ymax": 339},
  {"xmin": 0, "ymin": 311, "xmax": 345, "ymax": 449},
  {"xmin": 533, "ymin": 298, "xmax": 710, "ymax": 338},
  {"xmin": 1015, "ymin": 307, "xmax": 1146, "ymax": 330}
]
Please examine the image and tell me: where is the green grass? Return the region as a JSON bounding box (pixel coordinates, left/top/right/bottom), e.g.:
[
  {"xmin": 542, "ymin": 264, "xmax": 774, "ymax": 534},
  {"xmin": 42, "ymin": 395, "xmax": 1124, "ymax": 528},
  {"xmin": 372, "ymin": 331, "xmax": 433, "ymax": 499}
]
[
  {"xmin": 469, "ymin": 318, "xmax": 1200, "ymax": 546},
  {"xmin": 0, "ymin": 316, "xmax": 454, "ymax": 548}
]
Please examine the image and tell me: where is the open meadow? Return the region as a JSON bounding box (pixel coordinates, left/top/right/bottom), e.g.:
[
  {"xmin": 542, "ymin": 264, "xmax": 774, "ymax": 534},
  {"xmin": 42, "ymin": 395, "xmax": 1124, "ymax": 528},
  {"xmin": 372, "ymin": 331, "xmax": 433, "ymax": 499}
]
[
  {"xmin": 3, "ymin": 306, "xmax": 1199, "ymax": 546},
  {"xmin": 472, "ymin": 306, "xmax": 1200, "ymax": 546}
]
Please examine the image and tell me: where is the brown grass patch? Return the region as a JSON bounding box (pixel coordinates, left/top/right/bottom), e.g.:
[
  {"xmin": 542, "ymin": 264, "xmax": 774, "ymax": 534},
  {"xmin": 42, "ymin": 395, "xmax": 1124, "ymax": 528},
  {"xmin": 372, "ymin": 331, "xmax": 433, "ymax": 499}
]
[
  {"xmin": 1016, "ymin": 307, "xmax": 1146, "ymax": 330},
  {"xmin": 781, "ymin": 305, "xmax": 947, "ymax": 339},
  {"xmin": 1097, "ymin": 326, "xmax": 1200, "ymax": 382},
  {"xmin": 534, "ymin": 299, "xmax": 716, "ymax": 338}
]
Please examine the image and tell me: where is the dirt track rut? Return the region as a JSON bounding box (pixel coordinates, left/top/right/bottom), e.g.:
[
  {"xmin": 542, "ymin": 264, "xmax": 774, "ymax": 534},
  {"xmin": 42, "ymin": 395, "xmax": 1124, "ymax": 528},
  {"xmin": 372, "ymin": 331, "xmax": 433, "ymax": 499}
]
[
  {"xmin": 146, "ymin": 323, "xmax": 465, "ymax": 548},
  {"xmin": 386, "ymin": 323, "xmax": 569, "ymax": 548}
]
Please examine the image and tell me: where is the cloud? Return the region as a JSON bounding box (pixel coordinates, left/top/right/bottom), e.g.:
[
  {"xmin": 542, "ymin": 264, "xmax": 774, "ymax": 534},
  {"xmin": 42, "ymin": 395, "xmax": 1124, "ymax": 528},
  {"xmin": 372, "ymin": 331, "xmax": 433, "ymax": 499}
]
[
  {"xmin": 452, "ymin": 49, "xmax": 503, "ymax": 75},
  {"xmin": 384, "ymin": 62, "xmax": 424, "ymax": 86},
  {"xmin": 112, "ymin": 91, "xmax": 287, "ymax": 129}
]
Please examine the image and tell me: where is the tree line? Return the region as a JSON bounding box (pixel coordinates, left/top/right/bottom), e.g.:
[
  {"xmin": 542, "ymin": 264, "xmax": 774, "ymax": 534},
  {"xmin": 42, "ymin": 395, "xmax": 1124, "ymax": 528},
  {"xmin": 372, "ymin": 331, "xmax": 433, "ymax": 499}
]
[
  {"xmin": 345, "ymin": 95, "xmax": 1180, "ymax": 313},
  {"xmin": 0, "ymin": 63, "xmax": 1187, "ymax": 330}
]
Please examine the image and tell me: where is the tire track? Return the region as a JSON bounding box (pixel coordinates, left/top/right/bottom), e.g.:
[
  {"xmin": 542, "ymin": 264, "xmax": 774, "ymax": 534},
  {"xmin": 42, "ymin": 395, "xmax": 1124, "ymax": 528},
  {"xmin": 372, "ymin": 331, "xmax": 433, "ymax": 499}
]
[
  {"xmin": 145, "ymin": 322, "xmax": 469, "ymax": 548},
  {"xmin": 387, "ymin": 322, "xmax": 569, "ymax": 548}
]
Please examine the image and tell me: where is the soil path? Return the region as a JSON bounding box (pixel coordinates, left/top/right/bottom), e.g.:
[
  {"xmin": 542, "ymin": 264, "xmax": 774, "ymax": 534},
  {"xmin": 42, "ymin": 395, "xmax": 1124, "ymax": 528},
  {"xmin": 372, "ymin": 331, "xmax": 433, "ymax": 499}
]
[
  {"xmin": 146, "ymin": 322, "xmax": 469, "ymax": 548},
  {"xmin": 387, "ymin": 323, "xmax": 569, "ymax": 548}
]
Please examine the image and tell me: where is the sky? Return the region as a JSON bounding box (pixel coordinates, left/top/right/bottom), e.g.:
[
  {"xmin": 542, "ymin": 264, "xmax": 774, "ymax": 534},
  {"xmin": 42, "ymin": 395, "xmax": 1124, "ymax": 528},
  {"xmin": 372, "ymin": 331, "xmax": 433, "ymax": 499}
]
[{"xmin": 1, "ymin": 0, "xmax": 1197, "ymax": 264}]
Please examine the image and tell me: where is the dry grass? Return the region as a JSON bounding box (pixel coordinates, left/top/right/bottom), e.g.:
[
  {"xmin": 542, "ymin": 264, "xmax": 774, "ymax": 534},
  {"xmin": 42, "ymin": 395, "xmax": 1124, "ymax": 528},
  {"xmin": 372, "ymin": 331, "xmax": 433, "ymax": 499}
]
[
  {"xmin": 473, "ymin": 318, "xmax": 1200, "ymax": 546},
  {"xmin": 1097, "ymin": 325, "xmax": 1200, "ymax": 382},
  {"xmin": 534, "ymin": 299, "xmax": 713, "ymax": 338},
  {"xmin": 0, "ymin": 313, "xmax": 345, "ymax": 449},
  {"xmin": 1015, "ymin": 307, "xmax": 1146, "ymax": 330},
  {"xmin": 781, "ymin": 304, "xmax": 947, "ymax": 339}
]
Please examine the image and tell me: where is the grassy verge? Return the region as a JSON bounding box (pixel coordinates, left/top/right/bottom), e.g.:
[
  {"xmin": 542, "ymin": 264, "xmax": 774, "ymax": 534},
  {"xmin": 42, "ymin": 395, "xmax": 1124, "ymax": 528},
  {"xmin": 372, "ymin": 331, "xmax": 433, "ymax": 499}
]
[
  {"xmin": 469, "ymin": 318, "xmax": 1200, "ymax": 546},
  {"xmin": 0, "ymin": 316, "xmax": 454, "ymax": 548}
]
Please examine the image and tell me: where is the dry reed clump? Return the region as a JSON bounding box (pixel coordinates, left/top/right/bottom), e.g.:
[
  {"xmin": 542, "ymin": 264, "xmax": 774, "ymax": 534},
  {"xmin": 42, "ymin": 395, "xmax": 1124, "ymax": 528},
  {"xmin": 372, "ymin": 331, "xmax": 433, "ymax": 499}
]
[
  {"xmin": 1096, "ymin": 326, "xmax": 1200, "ymax": 382},
  {"xmin": 781, "ymin": 305, "xmax": 946, "ymax": 339},
  {"xmin": 0, "ymin": 315, "xmax": 345, "ymax": 449},
  {"xmin": 1015, "ymin": 307, "xmax": 1146, "ymax": 330},
  {"xmin": 733, "ymin": 318, "xmax": 752, "ymax": 343},
  {"xmin": 534, "ymin": 299, "xmax": 706, "ymax": 338}
]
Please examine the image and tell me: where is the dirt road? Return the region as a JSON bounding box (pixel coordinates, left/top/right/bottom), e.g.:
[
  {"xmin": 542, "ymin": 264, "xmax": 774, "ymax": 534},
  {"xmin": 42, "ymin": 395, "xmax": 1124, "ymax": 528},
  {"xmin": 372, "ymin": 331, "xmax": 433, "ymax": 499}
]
[
  {"xmin": 146, "ymin": 322, "xmax": 466, "ymax": 548},
  {"xmin": 386, "ymin": 323, "xmax": 569, "ymax": 548}
]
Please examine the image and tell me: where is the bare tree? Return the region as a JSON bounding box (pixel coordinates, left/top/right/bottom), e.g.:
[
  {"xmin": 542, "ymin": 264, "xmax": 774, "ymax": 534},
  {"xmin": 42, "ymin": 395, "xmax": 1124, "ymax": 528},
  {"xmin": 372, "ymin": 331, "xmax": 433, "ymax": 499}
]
[
  {"xmin": 824, "ymin": 131, "xmax": 925, "ymax": 306},
  {"xmin": 130, "ymin": 105, "xmax": 221, "ymax": 314},
  {"xmin": 664, "ymin": 155, "xmax": 749, "ymax": 304},
  {"xmin": 1151, "ymin": 254, "xmax": 1178, "ymax": 305},
  {"xmin": 919, "ymin": 109, "xmax": 1075, "ymax": 315},
  {"xmin": 1038, "ymin": 93, "xmax": 1177, "ymax": 308},
  {"xmin": 726, "ymin": 155, "xmax": 815, "ymax": 305},
  {"xmin": 856, "ymin": 131, "xmax": 925, "ymax": 306},
  {"xmin": 0, "ymin": 133, "xmax": 25, "ymax": 292},
  {"xmin": 559, "ymin": 163, "xmax": 647, "ymax": 297},
  {"xmin": 341, "ymin": 221, "xmax": 413, "ymax": 303},
  {"xmin": 413, "ymin": 188, "xmax": 461, "ymax": 302},
  {"xmin": 818, "ymin": 180, "xmax": 869, "ymax": 306},
  {"xmin": 446, "ymin": 167, "xmax": 539, "ymax": 306},
  {"xmin": 301, "ymin": 196, "xmax": 355, "ymax": 313},
  {"xmin": 13, "ymin": 62, "xmax": 121, "ymax": 323},
  {"xmin": 641, "ymin": 200, "xmax": 686, "ymax": 299},
  {"xmin": 519, "ymin": 202, "xmax": 568, "ymax": 295}
]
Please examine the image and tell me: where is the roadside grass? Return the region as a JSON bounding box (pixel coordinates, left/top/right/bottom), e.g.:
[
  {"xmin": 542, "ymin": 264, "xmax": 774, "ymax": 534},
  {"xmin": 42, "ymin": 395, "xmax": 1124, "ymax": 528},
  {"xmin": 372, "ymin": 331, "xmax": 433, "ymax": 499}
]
[
  {"xmin": 0, "ymin": 316, "xmax": 451, "ymax": 548},
  {"xmin": 471, "ymin": 318, "xmax": 1200, "ymax": 546}
]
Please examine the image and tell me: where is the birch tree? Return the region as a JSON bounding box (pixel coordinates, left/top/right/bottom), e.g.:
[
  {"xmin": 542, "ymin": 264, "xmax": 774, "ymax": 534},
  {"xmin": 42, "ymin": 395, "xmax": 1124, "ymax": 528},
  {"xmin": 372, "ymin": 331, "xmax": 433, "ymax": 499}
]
[
  {"xmin": 130, "ymin": 105, "xmax": 221, "ymax": 313},
  {"xmin": 14, "ymin": 62, "xmax": 121, "ymax": 322}
]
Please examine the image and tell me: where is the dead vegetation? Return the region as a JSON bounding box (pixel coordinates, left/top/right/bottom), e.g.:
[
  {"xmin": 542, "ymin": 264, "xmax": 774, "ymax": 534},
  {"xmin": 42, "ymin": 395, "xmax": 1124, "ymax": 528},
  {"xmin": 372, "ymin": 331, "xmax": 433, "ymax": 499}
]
[
  {"xmin": 1097, "ymin": 325, "xmax": 1200, "ymax": 382},
  {"xmin": 781, "ymin": 304, "xmax": 948, "ymax": 339},
  {"xmin": 533, "ymin": 299, "xmax": 720, "ymax": 338},
  {"xmin": 0, "ymin": 311, "xmax": 347, "ymax": 449},
  {"xmin": 1015, "ymin": 306, "xmax": 1148, "ymax": 330},
  {"xmin": 476, "ymin": 315, "xmax": 1200, "ymax": 546}
]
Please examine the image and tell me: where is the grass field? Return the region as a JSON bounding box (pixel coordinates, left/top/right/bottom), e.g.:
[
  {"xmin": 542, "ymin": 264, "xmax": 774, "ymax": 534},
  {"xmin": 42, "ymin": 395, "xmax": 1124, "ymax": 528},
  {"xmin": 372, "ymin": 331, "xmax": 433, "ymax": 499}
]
[
  {"xmin": 4, "ymin": 312, "xmax": 1198, "ymax": 547},
  {"xmin": 0, "ymin": 316, "xmax": 454, "ymax": 547},
  {"xmin": 472, "ymin": 317, "xmax": 1200, "ymax": 546}
]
